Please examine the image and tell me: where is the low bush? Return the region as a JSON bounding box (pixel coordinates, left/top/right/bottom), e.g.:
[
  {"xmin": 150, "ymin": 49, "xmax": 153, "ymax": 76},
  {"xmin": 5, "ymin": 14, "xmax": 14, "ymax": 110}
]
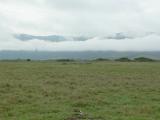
[
  {"xmin": 56, "ymin": 59, "xmax": 75, "ymax": 62},
  {"xmin": 115, "ymin": 57, "xmax": 132, "ymax": 62},
  {"xmin": 134, "ymin": 57, "xmax": 155, "ymax": 62},
  {"xmin": 94, "ymin": 58, "xmax": 110, "ymax": 61}
]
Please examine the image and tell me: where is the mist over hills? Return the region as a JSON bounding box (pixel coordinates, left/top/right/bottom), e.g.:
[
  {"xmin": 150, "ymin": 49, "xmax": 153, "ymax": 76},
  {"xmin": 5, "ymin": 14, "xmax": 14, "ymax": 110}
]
[{"xmin": 0, "ymin": 51, "xmax": 160, "ymax": 60}]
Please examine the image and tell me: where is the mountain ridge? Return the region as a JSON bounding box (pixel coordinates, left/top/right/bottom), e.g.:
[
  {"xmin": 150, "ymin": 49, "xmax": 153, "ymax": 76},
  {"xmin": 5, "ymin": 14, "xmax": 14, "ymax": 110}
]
[{"xmin": 1, "ymin": 51, "xmax": 160, "ymax": 60}]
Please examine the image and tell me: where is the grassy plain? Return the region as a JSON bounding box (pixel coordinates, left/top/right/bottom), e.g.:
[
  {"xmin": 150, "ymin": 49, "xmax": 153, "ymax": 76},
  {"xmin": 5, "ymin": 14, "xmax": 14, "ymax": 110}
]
[{"xmin": 0, "ymin": 61, "xmax": 160, "ymax": 120}]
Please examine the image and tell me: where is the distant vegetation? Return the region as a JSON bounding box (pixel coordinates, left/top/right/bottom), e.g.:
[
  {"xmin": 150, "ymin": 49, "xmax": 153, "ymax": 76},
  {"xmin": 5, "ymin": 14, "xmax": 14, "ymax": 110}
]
[
  {"xmin": 56, "ymin": 59, "xmax": 75, "ymax": 62},
  {"xmin": 134, "ymin": 57, "xmax": 155, "ymax": 62},
  {"xmin": 115, "ymin": 57, "xmax": 132, "ymax": 62},
  {"xmin": 26, "ymin": 59, "xmax": 31, "ymax": 61},
  {"xmin": 0, "ymin": 57, "xmax": 157, "ymax": 62},
  {"xmin": 94, "ymin": 58, "xmax": 110, "ymax": 61},
  {"xmin": 94, "ymin": 57, "xmax": 156, "ymax": 62}
]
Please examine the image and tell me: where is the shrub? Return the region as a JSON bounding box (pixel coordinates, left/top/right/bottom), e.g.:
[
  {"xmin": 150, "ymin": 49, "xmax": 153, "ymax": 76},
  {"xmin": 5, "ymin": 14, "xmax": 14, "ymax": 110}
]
[
  {"xmin": 56, "ymin": 59, "xmax": 75, "ymax": 62},
  {"xmin": 94, "ymin": 58, "xmax": 110, "ymax": 61},
  {"xmin": 134, "ymin": 57, "xmax": 154, "ymax": 62},
  {"xmin": 26, "ymin": 59, "xmax": 31, "ymax": 61},
  {"xmin": 115, "ymin": 57, "xmax": 131, "ymax": 62}
]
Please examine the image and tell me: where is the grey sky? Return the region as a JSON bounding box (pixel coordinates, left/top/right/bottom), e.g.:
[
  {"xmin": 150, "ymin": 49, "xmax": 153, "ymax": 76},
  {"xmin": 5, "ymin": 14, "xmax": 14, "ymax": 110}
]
[{"xmin": 0, "ymin": 0, "xmax": 160, "ymax": 51}]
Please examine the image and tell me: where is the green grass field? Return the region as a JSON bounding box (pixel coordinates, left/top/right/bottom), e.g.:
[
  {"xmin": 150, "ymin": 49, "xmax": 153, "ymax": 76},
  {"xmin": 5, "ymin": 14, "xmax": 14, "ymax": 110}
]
[{"xmin": 0, "ymin": 61, "xmax": 160, "ymax": 120}]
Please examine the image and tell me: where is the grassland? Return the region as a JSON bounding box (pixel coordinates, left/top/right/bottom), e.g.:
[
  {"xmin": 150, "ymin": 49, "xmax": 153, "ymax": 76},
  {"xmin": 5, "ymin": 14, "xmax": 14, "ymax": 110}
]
[{"xmin": 0, "ymin": 61, "xmax": 160, "ymax": 120}]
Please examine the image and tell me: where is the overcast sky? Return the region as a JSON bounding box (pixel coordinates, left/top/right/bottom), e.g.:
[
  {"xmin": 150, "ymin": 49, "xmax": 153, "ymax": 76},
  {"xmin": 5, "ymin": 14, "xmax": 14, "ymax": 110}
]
[{"xmin": 0, "ymin": 0, "xmax": 160, "ymax": 51}]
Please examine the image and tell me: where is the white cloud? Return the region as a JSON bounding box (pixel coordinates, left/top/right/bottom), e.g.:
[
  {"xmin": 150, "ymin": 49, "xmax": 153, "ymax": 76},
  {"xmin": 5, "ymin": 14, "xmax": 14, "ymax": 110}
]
[{"xmin": 0, "ymin": 0, "xmax": 160, "ymax": 51}]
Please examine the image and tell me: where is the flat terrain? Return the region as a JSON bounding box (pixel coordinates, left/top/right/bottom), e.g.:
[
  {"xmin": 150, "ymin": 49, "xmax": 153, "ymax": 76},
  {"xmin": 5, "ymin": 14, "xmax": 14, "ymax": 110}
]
[{"xmin": 0, "ymin": 61, "xmax": 160, "ymax": 120}]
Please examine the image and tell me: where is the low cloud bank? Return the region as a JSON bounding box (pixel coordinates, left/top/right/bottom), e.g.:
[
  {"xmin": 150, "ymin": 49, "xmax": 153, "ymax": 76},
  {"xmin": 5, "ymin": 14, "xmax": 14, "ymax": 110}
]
[{"xmin": 0, "ymin": 32, "xmax": 160, "ymax": 51}]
